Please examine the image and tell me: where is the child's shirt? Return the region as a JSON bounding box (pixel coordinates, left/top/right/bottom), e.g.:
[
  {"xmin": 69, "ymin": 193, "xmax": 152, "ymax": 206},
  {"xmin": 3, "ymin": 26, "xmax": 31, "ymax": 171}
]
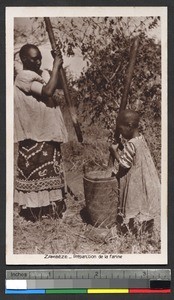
[
  {"xmin": 119, "ymin": 141, "xmax": 136, "ymax": 169},
  {"xmin": 14, "ymin": 69, "xmax": 68, "ymax": 143},
  {"xmin": 118, "ymin": 135, "xmax": 160, "ymax": 225}
]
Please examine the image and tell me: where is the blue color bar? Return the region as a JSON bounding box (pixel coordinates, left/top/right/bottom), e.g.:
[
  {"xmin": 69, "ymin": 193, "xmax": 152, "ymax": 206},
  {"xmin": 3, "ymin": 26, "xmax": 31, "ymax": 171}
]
[{"xmin": 5, "ymin": 289, "xmax": 45, "ymax": 294}]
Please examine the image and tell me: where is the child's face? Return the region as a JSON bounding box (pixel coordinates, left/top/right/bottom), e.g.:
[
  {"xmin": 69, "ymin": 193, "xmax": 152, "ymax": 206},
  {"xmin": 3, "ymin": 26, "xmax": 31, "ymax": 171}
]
[
  {"xmin": 23, "ymin": 47, "xmax": 42, "ymax": 73},
  {"xmin": 117, "ymin": 123, "xmax": 134, "ymax": 139}
]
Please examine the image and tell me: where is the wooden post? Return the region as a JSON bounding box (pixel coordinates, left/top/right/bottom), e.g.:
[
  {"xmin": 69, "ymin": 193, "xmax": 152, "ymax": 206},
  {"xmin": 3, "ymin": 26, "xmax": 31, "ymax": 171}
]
[
  {"xmin": 108, "ymin": 37, "xmax": 139, "ymax": 166},
  {"xmin": 119, "ymin": 37, "xmax": 139, "ymax": 112},
  {"xmin": 44, "ymin": 17, "xmax": 83, "ymax": 143}
]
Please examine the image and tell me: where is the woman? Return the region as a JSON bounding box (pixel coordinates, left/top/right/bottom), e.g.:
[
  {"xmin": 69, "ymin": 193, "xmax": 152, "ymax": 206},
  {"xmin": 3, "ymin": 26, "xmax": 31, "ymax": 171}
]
[{"xmin": 14, "ymin": 44, "xmax": 68, "ymax": 221}]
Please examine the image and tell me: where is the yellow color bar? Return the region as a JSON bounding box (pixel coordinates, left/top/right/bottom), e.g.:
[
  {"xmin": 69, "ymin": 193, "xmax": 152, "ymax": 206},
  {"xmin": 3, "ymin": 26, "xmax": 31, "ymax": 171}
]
[{"xmin": 88, "ymin": 289, "xmax": 129, "ymax": 294}]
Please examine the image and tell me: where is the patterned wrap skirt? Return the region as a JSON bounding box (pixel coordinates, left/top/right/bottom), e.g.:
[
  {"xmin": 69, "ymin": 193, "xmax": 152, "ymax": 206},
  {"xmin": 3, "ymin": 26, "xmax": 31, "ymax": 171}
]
[{"xmin": 15, "ymin": 139, "xmax": 66, "ymax": 220}]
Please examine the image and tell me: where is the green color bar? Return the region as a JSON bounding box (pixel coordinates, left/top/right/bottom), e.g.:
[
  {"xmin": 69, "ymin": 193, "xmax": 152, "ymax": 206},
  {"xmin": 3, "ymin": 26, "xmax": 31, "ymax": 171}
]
[{"xmin": 46, "ymin": 289, "xmax": 87, "ymax": 294}]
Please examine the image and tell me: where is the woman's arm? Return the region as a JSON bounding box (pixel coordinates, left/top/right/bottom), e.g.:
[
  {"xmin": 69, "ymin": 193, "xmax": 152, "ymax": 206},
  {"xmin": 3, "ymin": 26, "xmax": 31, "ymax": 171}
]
[{"xmin": 41, "ymin": 51, "xmax": 63, "ymax": 97}]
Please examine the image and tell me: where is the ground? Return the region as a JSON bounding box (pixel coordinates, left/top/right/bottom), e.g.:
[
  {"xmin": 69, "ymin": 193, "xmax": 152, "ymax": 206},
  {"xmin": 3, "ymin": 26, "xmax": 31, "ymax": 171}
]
[{"xmin": 13, "ymin": 151, "xmax": 161, "ymax": 255}]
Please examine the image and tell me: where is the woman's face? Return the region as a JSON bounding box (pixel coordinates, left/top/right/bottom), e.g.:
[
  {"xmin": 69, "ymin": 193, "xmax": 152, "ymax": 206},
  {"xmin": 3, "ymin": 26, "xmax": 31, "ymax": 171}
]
[{"xmin": 23, "ymin": 47, "xmax": 42, "ymax": 73}]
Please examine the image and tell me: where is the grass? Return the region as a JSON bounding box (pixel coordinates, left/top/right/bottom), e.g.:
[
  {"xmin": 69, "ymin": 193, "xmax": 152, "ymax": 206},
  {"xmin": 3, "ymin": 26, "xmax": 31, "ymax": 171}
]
[
  {"xmin": 13, "ymin": 181, "xmax": 160, "ymax": 255},
  {"xmin": 13, "ymin": 196, "xmax": 161, "ymax": 255}
]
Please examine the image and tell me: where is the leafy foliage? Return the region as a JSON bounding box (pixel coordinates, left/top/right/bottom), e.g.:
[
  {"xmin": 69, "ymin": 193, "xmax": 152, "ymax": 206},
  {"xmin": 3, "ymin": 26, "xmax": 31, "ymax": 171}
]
[{"xmin": 14, "ymin": 16, "xmax": 161, "ymax": 172}]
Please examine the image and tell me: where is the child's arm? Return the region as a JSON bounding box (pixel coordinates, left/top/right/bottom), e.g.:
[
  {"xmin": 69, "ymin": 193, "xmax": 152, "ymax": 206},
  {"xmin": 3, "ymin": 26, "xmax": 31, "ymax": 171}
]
[
  {"xmin": 110, "ymin": 142, "xmax": 136, "ymax": 179},
  {"xmin": 109, "ymin": 144, "xmax": 120, "ymax": 162},
  {"xmin": 115, "ymin": 165, "xmax": 129, "ymax": 179},
  {"xmin": 109, "ymin": 144, "xmax": 129, "ymax": 178}
]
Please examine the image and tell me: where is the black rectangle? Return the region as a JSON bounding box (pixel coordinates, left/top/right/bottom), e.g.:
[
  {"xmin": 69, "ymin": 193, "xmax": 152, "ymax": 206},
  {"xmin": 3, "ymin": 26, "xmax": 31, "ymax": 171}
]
[{"xmin": 150, "ymin": 280, "xmax": 171, "ymax": 289}]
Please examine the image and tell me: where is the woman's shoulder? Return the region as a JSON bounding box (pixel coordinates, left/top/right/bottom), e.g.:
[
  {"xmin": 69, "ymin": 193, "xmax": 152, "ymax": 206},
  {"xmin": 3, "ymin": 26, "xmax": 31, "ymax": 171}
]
[
  {"xmin": 15, "ymin": 70, "xmax": 45, "ymax": 92},
  {"xmin": 15, "ymin": 70, "xmax": 43, "ymax": 82},
  {"xmin": 41, "ymin": 69, "xmax": 51, "ymax": 83}
]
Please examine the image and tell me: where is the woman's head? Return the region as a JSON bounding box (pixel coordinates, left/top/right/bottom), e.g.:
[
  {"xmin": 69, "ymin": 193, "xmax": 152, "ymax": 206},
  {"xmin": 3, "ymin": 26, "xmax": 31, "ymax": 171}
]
[
  {"xmin": 19, "ymin": 44, "xmax": 42, "ymax": 73},
  {"xmin": 116, "ymin": 110, "xmax": 140, "ymax": 139}
]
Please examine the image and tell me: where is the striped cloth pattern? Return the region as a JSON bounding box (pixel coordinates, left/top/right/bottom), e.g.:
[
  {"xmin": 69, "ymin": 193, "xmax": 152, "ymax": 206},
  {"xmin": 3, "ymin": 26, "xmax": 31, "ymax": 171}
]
[{"xmin": 119, "ymin": 142, "xmax": 136, "ymax": 169}]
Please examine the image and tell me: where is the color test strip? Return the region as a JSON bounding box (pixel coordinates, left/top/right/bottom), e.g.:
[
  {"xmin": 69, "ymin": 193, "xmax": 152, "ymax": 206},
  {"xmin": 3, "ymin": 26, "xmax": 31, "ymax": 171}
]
[
  {"xmin": 5, "ymin": 290, "xmax": 45, "ymax": 294},
  {"xmin": 6, "ymin": 280, "xmax": 27, "ymax": 290},
  {"xmin": 88, "ymin": 289, "xmax": 129, "ymax": 294},
  {"xmin": 5, "ymin": 289, "xmax": 171, "ymax": 294},
  {"xmin": 46, "ymin": 289, "xmax": 87, "ymax": 294},
  {"xmin": 26, "ymin": 278, "xmax": 149, "ymax": 288},
  {"xmin": 150, "ymin": 280, "xmax": 171, "ymax": 289},
  {"xmin": 130, "ymin": 289, "xmax": 171, "ymax": 294}
]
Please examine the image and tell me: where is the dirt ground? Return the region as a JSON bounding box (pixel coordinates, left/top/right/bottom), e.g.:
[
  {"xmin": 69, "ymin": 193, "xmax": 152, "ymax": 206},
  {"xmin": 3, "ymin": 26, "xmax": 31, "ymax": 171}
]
[{"xmin": 13, "ymin": 168, "xmax": 161, "ymax": 255}]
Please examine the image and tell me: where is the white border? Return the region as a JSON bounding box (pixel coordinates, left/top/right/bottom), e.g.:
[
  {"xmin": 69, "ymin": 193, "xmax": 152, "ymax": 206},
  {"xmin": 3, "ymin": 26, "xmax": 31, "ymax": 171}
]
[{"xmin": 6, "ymin": 6, "xmax": 167, "ymax": 265}]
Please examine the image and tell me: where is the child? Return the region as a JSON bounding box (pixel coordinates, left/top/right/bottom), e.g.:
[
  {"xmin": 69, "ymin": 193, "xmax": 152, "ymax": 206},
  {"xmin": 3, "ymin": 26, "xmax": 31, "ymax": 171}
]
[
  {"xmin": 14, "ymin": 44, "xmax": 68, "ymax": 221},
  {"xmin": 109, "ymin": 110, "xmax": 160, "ymax": 233}
]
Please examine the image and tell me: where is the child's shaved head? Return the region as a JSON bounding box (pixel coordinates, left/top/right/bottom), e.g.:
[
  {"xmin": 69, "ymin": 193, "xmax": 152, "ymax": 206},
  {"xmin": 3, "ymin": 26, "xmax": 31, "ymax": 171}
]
[{"xmin": 117, "ymin": 110, "xmax": 140, "ymax": 128}]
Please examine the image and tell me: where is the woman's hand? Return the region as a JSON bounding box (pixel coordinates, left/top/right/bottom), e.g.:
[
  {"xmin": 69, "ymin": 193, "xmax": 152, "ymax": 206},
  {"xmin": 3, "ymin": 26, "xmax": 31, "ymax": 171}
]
[{"xmin": 51, "ymin": 46, "xmax": 63, "ymax": 70}]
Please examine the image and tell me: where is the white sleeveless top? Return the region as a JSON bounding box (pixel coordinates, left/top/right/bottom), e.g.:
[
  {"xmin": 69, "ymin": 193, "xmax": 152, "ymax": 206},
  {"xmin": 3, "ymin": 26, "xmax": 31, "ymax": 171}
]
[{"xmin": 14, "ymin": 69, "xmax": 68, "ymax": 143}]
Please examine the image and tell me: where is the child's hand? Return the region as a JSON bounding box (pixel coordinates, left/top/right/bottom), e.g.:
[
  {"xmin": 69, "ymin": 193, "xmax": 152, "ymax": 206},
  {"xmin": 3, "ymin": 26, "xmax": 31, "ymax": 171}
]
[
  {"xmin": 109, "ymin": 144, "xmax": 120, "ymax": 161},
  {"xmin": 109, "ymin": 144, "xmax": 119, "ymax": 155}
]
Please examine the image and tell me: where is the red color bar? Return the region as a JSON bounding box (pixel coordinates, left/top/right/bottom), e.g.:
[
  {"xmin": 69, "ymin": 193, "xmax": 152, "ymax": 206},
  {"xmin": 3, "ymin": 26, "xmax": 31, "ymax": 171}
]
[{"xmin": 130, "ymin": 289, "xmax": 171, "ymax": 294}]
